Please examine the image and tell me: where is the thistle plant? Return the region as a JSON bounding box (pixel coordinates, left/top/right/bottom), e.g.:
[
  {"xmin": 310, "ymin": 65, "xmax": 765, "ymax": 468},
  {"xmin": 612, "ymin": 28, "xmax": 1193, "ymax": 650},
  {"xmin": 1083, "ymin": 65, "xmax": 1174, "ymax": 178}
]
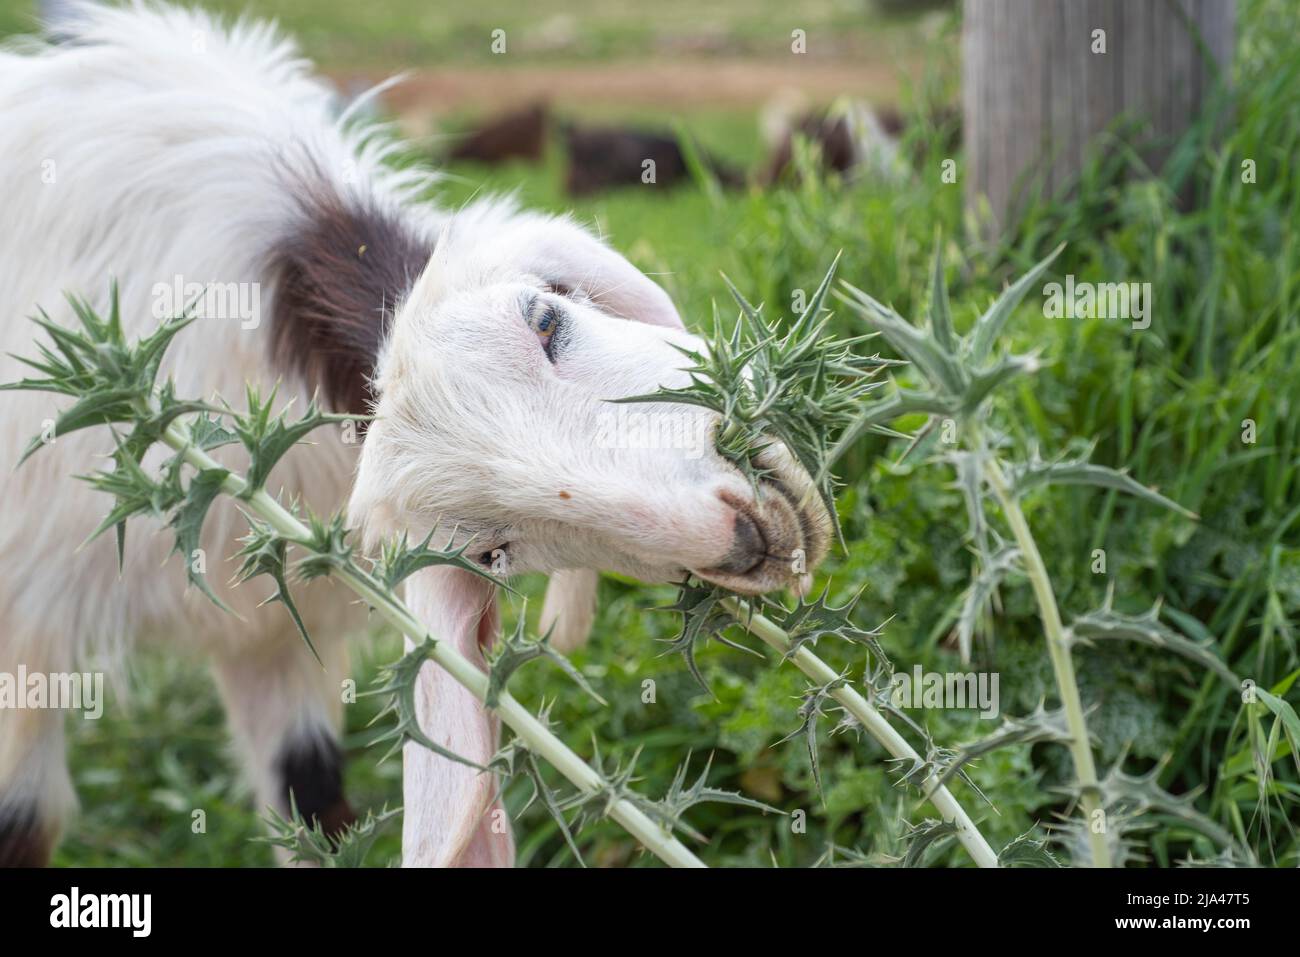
[
  {"xmin": 618, "ymin": 255, "xmax": 898, "ymax": 544},
  {"xmin": 831, "ymin": 243, "xmax": 1241, "ymax": 868},
  {"xmin": 639, "ymin": 242, "xmax": 1247, "ymax": 869},
  {"xmin": 639, "ymin": 260, "xmax": 1001, "ymax": 868},
  {"xmin": 5, "ymin": 288, "xmax": 786, "ymax": 869},
  {"xmin": 262, "ymin": 802, "xmax": 402, "ymax": 868},
  {"xmin": 711, "ymin": 592, "xmax": 1000, "ymax": 867}
]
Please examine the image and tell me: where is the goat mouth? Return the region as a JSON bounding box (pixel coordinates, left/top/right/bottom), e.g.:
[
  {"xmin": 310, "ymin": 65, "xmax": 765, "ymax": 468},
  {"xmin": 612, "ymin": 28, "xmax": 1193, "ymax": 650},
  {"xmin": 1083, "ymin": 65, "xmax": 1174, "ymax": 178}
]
[{"xmin": 690, "ymin": 482, "xmax": 828, "ymax": 596}]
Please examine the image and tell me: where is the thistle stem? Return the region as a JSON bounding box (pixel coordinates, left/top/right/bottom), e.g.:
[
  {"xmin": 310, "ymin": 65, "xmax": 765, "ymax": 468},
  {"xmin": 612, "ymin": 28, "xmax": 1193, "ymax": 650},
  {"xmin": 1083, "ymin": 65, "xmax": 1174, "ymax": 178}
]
[
  {"xmin": 982, "ymin": 460, "xmax": 1111, "ymax": 868},
  {"xmin": 718, "ymin": 596, "xmax": 999, "ymax": 868},
  {"xmin": 157, "ymin": 418, "xmax": 706, "ymax": 869}
]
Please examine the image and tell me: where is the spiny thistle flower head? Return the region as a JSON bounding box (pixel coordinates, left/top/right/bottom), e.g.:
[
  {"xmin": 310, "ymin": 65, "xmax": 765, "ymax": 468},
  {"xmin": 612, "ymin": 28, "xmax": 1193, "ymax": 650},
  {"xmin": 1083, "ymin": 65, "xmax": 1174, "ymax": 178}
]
[{"xmin": 619, "ymin": 254, "xmax": 895, "ymax": 545}]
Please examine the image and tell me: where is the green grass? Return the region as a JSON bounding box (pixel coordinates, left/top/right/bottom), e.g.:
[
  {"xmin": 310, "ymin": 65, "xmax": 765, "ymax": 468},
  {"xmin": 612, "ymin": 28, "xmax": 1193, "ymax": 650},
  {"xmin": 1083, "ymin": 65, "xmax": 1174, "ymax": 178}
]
[
  {"xmin": 33, "ymin": 0, "xmax": 1300, "ymax": 866},
  {"xmin": 0, "ymin": 0, "xmax": 931, "ymax": 67}
]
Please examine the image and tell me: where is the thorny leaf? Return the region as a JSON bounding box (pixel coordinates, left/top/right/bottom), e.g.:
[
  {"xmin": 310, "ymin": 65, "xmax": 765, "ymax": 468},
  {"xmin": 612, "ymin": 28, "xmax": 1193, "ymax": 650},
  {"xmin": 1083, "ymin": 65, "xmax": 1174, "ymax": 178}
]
[
  {"xmin": 6, "ymin": 285, "xmax": 191, "ymax": 395},
  {"xmin": 998, "ymin": 830, "xmax": 1063, "ymax": 867},
  {"xmin": 234, "ymin": 519, "xmax": 319, "ymax": 663},
  {"xmin": 1068, "ymin": 588, "xmax": 1238, "ymax": 687},
  {"xmin": 557, "ymin": 740, "xmax": 644, "ymax": 832},
  {"xmin": 935, "ymin": 704, "xmax": 1072, "ymax": 791},
  {"xmin": 362, "ymin": 637, "xmax": 486, "ymax": 770},
  {"xmin": 374, "ymin": 526, "xmax": 503, "ymax": 592},
  {"xmin": 1009, "ymin": 443, "xmax": 1197, "ymax": 519},
  {"xmin": 19, "ymin": 390, "xmax": 130, "ymax": 465},
  {"xmin": 4, "ymin": 287, "xmax": 211, "ymax": 466},
  {"xmin": 927, "ymin": 235, "xmax": 959, "ymax": 354},
  {"xmin": 889, "ymin": 730, "xmax": 986, "ymax": 806},
  {"xmin": 1177, "ymin": 847, "xmax": 1260, "ymax": 868},
  {"xmin": 1054, "ymin": 758, "xmax": 1258, "ymax": 867},
  {"xmin": 763, "ymin": 585, "xmax": 888, "ymax": 662},
  {"xmin": 836, "ymin": 284, "xmax": 968, "ymax": 401},
  {"xmin": 950, "ymin": 447, "xmax": 992, "ymax": 558},
  {"xmin": 1100, "ymin": 762, "xmax": 1255, "ymax": 865},
  {"xmin": 555, "ymin": 742, "xmax": 779, "ymax": 850},
  {"xmin": 900, "ymin": 819, "xmax": 958, "ymax": 868},
  {"xmin": 831, "ymin": 243, "xmax": 1065, "ymax": 466},
  {"xmin": 632, "ymin": 752, "xmax": 782, "ymax": 842},
  {"xmin": 168, "ymin": 466, "xmax": 232, "ymax": 609},
  {"xmin": 851, "ymin": 649, "xmax": 926, "ymax": 741},
  {"xmin": 79, "ymin": 434, "xmax": 186, "ymax": 567},
  {"xmin": 955, "ymin": 542, "xmax": 1020, "ymax": 663},
  {"xmin": 485, "ymin": 616, "xmax": 606, "ymax": 709},
  {"xmin": 775, "ymin": 672, "xmax": 850, "ymax": 803},
  {"xmin": 491, "ymin": 718, "xmax": 588, "ymax": 866},
  {"xmin": 1052, "ymin": 803, "xmax": 1151, "ymax": 868},
  {"xmin": 229, "ymin": 385, "xmax": 353, "ymax": 498},
  {"xmin": 966, "ymin": 243, "xmax": 1065, "ymax": 363},
  {"xmin": 811, "ymin": 842, "xmax": 880, "ymax": 868},
  {"xmin": 662, "ymin": 579, "xmax": 762, "ymax": 697},
  {"xmin": 296, "ymin": 510, "xmax": 354, "ymax": 582},
  {"xmin": 187, "ymin": 411, "xmax": 238, "ymax": 451},
  {"xmin": 260, "ymin": 798, "xmax": 400, "ymax": 868}
]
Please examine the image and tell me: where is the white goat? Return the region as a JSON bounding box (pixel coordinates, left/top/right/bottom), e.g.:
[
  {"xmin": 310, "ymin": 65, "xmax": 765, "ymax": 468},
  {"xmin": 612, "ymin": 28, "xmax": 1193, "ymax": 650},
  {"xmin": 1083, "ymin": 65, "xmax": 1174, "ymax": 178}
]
[{"xmin": 0, "ymin": 1, "xmax": 829, "ymax": 867}]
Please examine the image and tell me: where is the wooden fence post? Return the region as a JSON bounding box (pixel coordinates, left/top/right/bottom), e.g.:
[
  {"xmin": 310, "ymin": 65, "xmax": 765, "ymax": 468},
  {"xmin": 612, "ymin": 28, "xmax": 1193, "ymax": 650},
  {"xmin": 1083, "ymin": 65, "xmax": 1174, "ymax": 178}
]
[{"xmin": 962, "ymin": 0, "xmax": 1234, "ymax": 234}]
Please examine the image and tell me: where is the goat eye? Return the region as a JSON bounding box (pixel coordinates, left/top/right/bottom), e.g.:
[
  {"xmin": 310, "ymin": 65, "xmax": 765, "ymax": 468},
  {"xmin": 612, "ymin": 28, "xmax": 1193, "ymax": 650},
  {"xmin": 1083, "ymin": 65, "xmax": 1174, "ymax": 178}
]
[{"xmin": 524, "ymin": 296, "xmax": 565, "ymax": 362}]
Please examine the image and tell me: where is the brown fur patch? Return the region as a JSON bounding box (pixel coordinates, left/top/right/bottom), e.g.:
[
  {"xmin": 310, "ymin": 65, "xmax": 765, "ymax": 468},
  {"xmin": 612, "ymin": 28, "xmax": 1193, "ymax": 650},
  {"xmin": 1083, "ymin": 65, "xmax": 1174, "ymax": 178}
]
[{"xmin": 268, "ymin": 182, "xmax": 431, "ymax": 417}]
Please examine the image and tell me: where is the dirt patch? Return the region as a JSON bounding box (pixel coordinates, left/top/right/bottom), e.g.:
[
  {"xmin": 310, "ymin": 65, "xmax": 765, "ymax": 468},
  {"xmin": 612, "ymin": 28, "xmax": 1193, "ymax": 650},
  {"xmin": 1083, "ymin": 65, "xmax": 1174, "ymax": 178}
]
[{"xmin": 332, "ymin": 57, "xmax": 920, "ymax": 121}]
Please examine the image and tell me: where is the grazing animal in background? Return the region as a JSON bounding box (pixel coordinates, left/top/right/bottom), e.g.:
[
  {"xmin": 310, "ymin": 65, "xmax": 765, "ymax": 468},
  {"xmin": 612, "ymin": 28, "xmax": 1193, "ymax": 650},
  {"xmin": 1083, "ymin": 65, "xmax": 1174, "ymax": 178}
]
[
  {"xmin": 761, "ymin": 97, "xmax": 908, "ymax": 186},
  {"xmin": 562, "ymin": 121, "xmax": 742, "ymax": 196},
  {"xmin": 447, "ymin": 102, "xmax": 550, "ymax": 165},
  {"xmin": 0, "ymin": 2, "xmax": 830, "ymax": 867}
]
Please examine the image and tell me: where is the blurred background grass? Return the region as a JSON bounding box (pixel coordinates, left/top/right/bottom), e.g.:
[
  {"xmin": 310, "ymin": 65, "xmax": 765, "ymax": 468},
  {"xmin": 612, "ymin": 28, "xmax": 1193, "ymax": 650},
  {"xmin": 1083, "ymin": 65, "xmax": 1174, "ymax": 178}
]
[{"xmin": 2, "ymin": 0, "xmax": 1296, "ymax": 866}]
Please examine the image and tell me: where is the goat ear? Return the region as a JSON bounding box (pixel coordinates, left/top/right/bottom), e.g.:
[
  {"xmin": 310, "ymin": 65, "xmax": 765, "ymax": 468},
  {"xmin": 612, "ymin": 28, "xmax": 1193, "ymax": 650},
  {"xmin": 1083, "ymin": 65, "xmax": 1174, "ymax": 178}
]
[
  {"xmin": 399, "ymin": 566, "xmax": 513, "ymax": 867},
  {"xmin": 502, "ymin": 212, "xmax": 686, "ymax": 330},
  {"xmin": 540, "ymin": 569, "xmax": 599, "ymax": 654},
  {"xmin": 569, "ymin": 248, "xmax": 684, "ymax": 330},
  {"xmin": 444, "ymin": 200, "xmax": 685, "ymax": 329},
  {"xmin": 402, "ymin": 224, "xmax": 454, "ymax": 313}
]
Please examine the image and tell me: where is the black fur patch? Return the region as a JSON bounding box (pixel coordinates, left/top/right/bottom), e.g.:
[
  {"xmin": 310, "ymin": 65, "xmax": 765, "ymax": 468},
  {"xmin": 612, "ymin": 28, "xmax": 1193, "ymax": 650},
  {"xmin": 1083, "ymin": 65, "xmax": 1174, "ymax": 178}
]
[
  {"xmin": 0, "ymin": 804, "xmax": 52, "ymax": 868},
  {"xmin": 267, "ymin": 179, "xmax": 431, "ymax": 418},
  {"xmin": 276, "ymin": 737, "xmax": 357, "ymax": 841}
]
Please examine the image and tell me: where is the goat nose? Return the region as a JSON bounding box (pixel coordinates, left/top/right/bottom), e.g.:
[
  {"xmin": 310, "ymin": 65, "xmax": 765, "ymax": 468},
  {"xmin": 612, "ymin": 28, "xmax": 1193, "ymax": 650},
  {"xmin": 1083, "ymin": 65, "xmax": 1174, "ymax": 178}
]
[{"xmin": 714, "ymin": 507, "xmax": 767, "ymax": 575}]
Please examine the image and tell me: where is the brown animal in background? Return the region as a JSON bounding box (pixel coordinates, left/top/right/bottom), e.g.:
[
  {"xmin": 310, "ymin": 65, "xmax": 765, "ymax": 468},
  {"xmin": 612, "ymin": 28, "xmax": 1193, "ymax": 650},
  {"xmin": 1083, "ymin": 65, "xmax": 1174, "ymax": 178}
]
[
  {"xmin": 562, "ymin": 122, "xmax": 742, "ymax": 196},
  {"xmin": 762, "ymin": 109, "xmax": 859, "ymax": 184},
  {"xmin": 762, "ymin": 100, "xmax": 962, "ymax": 185},
  {"xmin": 448, "ymin": 102, "xmax": 549, "ymax": 164}
]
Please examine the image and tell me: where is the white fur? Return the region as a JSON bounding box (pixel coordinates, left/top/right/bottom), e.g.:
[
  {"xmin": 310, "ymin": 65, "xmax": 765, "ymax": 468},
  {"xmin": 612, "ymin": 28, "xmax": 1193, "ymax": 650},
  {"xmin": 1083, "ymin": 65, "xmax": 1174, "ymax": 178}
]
[
  {"xmin": 0, "ymin": 2, "xmax": 828, "ymax": 867},
  {"xmin": 0, "ymin": 0, "xmax": 385, "ymax": 859}
]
